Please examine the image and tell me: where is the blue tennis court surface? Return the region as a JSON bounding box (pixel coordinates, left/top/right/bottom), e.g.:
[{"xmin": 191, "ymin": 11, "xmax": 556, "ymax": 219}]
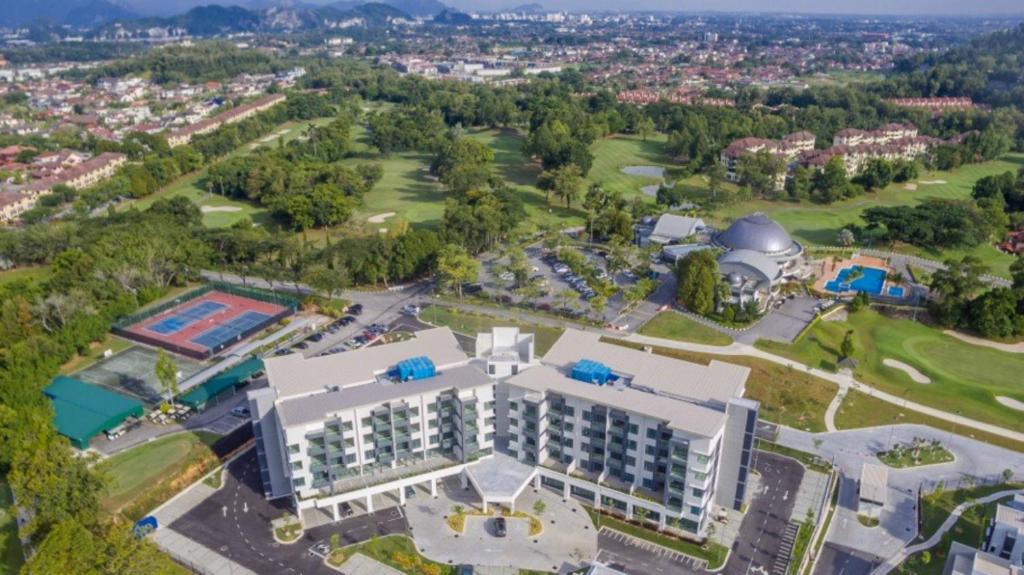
[
  {"xmin": 147, "ymin": 301, "xmax": 227, "ymax": 335},
  {"xmin": 190, "ymin": 311, "xmax": 271, "ymax": 350}
]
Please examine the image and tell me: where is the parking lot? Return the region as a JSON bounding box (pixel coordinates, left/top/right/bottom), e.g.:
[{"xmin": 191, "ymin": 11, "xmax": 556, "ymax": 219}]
[
  {"xmin": 478, "ymin": 243, "xmax": 646, "ymax": 323},
  {"xmin": 596, "ymin": 529, "xmax": 708, "ymax": 575}
]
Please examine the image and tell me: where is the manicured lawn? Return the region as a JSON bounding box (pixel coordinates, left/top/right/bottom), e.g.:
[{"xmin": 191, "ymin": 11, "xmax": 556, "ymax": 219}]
[
  {"xmin": 420, "ymin": 305, "xmax": 564, "ymax": 356},
  {"xmin": 639, "ymin": 344, "xmax": 837, "ymax": 433},
  {"xmin": 638, "ymin": 311, "xmax": 733, "ymax": 346},
  {"xmin": 835, "ymin": 389, "xmax": 1024, "ymax": 453},
  {"xmin": 900, "ymin": 484, "xmax": 1023, "ymax": 575},
  {"xmin": 99, "ymin": 431, "xmax": 221, "ymax": 519},
  {"xmin": 0, "ymin": 477, "xmax": 24, "ymax": 575},
  {"xmin": 336, "ymin": 534, "xmax": 457, "ymax": 575},
  {"xmin": 710, "ymin": 153, "xmax": 1024, "ymax": 277},
  {"xmin": 583, "ymin": 506, "xmax": 727, "ymax": 569},
  {"xmin": 0, "ymin": 265, "xmax": 50, "ymax": 287},
  {"xmin": 585, "ymin": 134, "xmax": 671, "ymax": 201},
  {"xmin": 757, "ymin": 309, "xmax": 1024, "ymax": 433}
]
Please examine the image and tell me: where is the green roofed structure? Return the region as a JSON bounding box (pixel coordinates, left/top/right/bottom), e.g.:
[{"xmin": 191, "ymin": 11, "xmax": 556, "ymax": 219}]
[
  {"xmin": 179, "ymin": 357, "xmax": 264, "ymax": 411},
  {"xmin": 45, "ymin": 376, "xmax": 144, "ymax": 450}
]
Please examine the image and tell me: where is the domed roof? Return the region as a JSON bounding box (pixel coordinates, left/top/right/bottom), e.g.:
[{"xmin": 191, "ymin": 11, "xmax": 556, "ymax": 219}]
[{"xmin": 716, "ymin": 213, "xmax": 796, "ymax": 255}]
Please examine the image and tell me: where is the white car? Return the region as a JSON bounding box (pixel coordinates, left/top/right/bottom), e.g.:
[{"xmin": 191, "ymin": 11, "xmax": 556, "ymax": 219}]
[{"xmin": 498, "ymin": 271, "xmax": 515, "ymax": 281}]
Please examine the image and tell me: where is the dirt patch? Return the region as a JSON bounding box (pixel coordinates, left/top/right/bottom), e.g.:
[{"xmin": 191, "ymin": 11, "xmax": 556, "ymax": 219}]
[
  {"xmin": 903, "ymin": 183, "xmax": 918, "ymax": 191},
  {"xmin": 882, "ymin": 358, "xmax": 931, "ymax": 384},
  {"xmin": 367, "ymin": 212, "xmax": 396, "ymax": 224},
  {"xmin": 996, "ymin": 396, "xmax": 1024, "ymax": 412},
  {"xmin": 943, "ymin": 330, "xmax": 1024, "ymax": 353}
]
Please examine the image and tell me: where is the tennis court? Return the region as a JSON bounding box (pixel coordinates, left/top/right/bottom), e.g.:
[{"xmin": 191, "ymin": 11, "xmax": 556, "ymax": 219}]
[
  {"xmin": 146, "ymin": 301, "xmax": 227, "ymax": 335},
  {"xmin": 74, "ymin": 346, "xmax": 205, "ymax": 406},
  {"xmin": 116, "ymin": 290, "xmax": 292, "ymax": 359}
]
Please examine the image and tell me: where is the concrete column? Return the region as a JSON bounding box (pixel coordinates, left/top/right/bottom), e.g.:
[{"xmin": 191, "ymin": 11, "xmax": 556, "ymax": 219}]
[
  {"xmin": 430, "ymin": 478, "xmax": 438, "ymax": 498},
  {"xmin": 593, "ymin": 490, "xmax": 600, "ymax": 510},
  {"xmin": 460, "ymin": 471, "xmax": 469, "ymax": 489},
  {"xmin": 331, "ymin": 503, "xmax": 340, "ymax": 522},
  {"xmin": 399, "ymin": 487, "xmax": 406, "ymax": 506},
  {"xmin": 533, "ymin": 474, "xmax": 541, "ymax": 490},
  {"xmin": 658, "ymin": 514, "xmax": 667, "ymax": 530},
  {"xmin": 625, "ymin": 502, "xmax": 634, "ymax": 521},
  {"xmin": 510, "ymin": 500, "xmax": 515, "ymax": 513},
  {"xmin": 482, "ymin": 499, "xmax": 488, "ymax": 513},
  {"xmin": 563, "ymin": 482, "xmax": 570, "ymax": 501},
  {"xmin": 366, "ymin": 494, "xmax": 374, "ymax": 513}
]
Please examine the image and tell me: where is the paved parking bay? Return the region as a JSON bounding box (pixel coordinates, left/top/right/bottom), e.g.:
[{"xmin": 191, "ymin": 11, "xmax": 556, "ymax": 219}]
[
  {"xmin": 735, "ymin": 295, "xmax": 821, "ymax": 344},
  {"xmin": 596, "ymin": 528, "xmax": 707, "ymax": 575},
  {"xmin": 167, "ymin": 449, "xmax": 409, "ymax": 575}
]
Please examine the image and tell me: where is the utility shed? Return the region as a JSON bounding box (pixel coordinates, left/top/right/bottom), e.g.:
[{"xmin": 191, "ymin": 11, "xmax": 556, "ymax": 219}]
[
  {"xmin": 396, "ymin": 356, "xmax": 436, "ymax": 381},
  {"xmin": 45, "ymin": 376, "xmax": 144, "ymax": 450},
  {"xmin": 571, "ymin": 359, "xmax": 612, "ymax": 385},
  {"xmin": 179, "ymin": 357, "xmax": 264, "ymax": 411},
  {"xmin": 858, "ymin": 463, "xmax": 888, "ymax": 518}
]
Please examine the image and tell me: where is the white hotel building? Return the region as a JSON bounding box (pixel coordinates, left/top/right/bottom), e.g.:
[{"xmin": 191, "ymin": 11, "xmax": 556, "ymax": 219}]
[{"xmin": 249, "ymin": 326, "xmax": 758, "ymax": 540}]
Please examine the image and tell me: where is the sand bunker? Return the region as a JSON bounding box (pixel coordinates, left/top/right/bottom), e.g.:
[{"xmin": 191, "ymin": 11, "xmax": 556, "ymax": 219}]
[
  {"xmin": 903, "ymin": 183, "xmax": 918, "ymax": 191},
  {"xmin": 918, "ymin": 180, "xmax": 947, "ymax": 185},
  {"xmin": 883, "ymin": 359, "xmax": 931, "ymax": 384},
  {"xmin": 367, "ymin": 212, "xmax": 396, "ymax": 224},
  {"xmin": 621, "ymin": 165, "xmax": 666, "ymax": 178},
  {"xmin": 943, "ymin": 330, "xmax": 1024, "ymax": 353},
  {"xmin": 201, "ymin": 206, "xmax": 243, "ymax": 213},
  {"xmin": 996, "ymin": 397, "xmax": 1024, "ymax": 412}
]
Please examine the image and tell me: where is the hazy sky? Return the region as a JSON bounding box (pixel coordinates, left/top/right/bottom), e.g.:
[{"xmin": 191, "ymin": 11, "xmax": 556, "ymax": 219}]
[{"xmin": 441, "ymin": 0, "xmax": 1024, "ymax": 14}]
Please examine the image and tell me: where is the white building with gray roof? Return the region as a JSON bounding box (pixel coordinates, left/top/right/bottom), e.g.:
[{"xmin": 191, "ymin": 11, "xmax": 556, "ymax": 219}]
[{"xmin": 503, "ymin": 329, "xmax": 758, "ymax": 539}]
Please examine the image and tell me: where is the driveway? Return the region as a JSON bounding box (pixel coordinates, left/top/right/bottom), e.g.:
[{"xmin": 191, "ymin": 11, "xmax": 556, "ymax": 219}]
[
  {"xmin": 168, "ymin": 449, "xmax": 409, "ymax": 575},
  {"xmin": 403, "ymin": 475, "xmax": 596, "ymax": 572},
  {"xmin": 735, "ymin": 295, "xmax": 821, "ymax": 344}
]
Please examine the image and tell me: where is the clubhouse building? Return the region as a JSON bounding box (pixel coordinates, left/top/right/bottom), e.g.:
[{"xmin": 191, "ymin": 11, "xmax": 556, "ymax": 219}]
[{"xmin": 249, "ymin": 326, "xmax": 759, "ymax": 540}]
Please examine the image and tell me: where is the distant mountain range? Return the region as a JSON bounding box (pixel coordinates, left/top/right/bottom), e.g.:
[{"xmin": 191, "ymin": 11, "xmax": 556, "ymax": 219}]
[{"xmin": 0, "ymin": 0, "xmax": 450, "ymax": 28}]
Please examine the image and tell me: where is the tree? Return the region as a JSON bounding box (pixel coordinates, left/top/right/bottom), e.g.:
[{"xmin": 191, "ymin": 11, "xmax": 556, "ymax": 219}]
[
  {"xmin": 840, "ymin": 330, "xmax": 855, "ymax": 360},
  {"xmin": 1012, "ymin": 256, "xmax": 1024, "ymax": 290},
  {"xmin": 636, "ymin": 116, "xmax": 655, "ymax": 141},
  {"xmin": 539, "ymin": 164, "xmax": 583, "ymax": 209},
  {"xmin": 533, "ymin": 500, "xmax": 546, "ymax": 515},
  {"xmin": 436, "ymin": 244, "xmax": 479, "ymax": 299},
  {"xmin": 675, "ymin": 250, "xmax": 718, "ymax": 316},
  {"xmin": 155, "ymin": 349, "xmax": 178, "ymax": 407}
]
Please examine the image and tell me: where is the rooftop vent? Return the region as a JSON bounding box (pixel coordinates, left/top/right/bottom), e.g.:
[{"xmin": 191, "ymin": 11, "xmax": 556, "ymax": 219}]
[
  {"xmin": 571, "ymin": 359, "xmax": 612, "ymax": 385},
  {"xmin": 395, "ymin": 356, "xmax": 436, "ymax": 381}
]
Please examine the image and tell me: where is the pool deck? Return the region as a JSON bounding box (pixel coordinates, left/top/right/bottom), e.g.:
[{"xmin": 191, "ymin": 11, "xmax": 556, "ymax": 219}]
[{"xmin": 814, "ymin": 254, "xmax": 891, "ymax": 295}]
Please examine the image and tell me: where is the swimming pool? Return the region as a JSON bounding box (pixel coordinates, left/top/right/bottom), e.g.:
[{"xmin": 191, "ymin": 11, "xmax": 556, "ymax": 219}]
[
  {"xmin": 887, "ymin": 286, "xmax": 905, "ymax": 298},
  {"xmin": 824, "ymin": 265, "xmax": 887, "ymax": 295}
]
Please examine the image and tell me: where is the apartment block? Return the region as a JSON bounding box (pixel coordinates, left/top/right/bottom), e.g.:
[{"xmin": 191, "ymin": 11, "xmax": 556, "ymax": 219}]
[
  {"xmin": 166, "ymin": 93, "xmax": 286, "ymax": 147},
  {"xmin": 502, "ymin": 330, "xmax": 757, "ymax": 538},
  {"xmin": 248, "ymin": 327, "xmax": 496, "ymax": 521}
]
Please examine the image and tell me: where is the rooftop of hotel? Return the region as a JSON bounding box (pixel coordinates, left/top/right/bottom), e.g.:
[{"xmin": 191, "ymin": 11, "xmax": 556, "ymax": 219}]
[
  {"xmin": 539, "ymin": 329, "xmax": 749, "ymax": 406},
  {"xmin": 265, "ymin": 327, "xmax": 470, "ymax": 399},
  {"xmin": 278, "ymin": 363, "xmax": 491, "ymax": 428}
]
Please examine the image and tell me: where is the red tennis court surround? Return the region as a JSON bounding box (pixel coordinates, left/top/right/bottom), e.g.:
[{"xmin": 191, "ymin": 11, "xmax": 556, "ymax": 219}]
[{"xmin": 119, "ymin": 291, "xmax": 290, "ymax": 359}]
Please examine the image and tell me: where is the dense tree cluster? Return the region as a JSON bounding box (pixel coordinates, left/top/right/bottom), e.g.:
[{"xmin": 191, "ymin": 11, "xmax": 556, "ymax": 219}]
[
  {"xmin": 861, "ymin": 199, "xmax": 1003, "ymax": 249},
  {"xmin": 929, "ymin": 255, "xmax": 1024, "ymax": 339}
]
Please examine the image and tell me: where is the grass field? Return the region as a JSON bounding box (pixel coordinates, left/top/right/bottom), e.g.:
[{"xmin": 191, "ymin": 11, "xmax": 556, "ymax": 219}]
[
  {"xmin": 99, "ymin": 431, "xmax": 220, "ymax": 518},
  {"xmin": 335, "ymin": 534, "xmax": 457, "ymax": 575},
  {"xmin": 127, "ymin": 118, "xmax": 336, "ymax": 228},
  {"xmin": 0, "ymin": 265, "xmax": 50, "ymax": 287},
  {"xmin": 420, "ymin": 305, "xmax": 564, "ymax": 355},
  {"xmin": 899, "ymin": 484, "xmax": 1023, "ymax": 575},
  {"xmin": 637, "ymin": 311, "xmax": 734, "ymax": 346},
  {"xmin": 0, "ymin": 477, "xmax": 24, "ymax": 575},
  {"xmin": 757, "ymin": 309, "xmax": 1024, "ymax": 433},
  {"xmin": 614, "ymin": 341, "xmax": 837, "ymax": 433},
  {"xmin": 709, "ymin": 153, "xmax": 1024, "ymax": 277},
  {"xmin": 834, "ymin": 389, "xmax": 1024, "ymax": 453}
]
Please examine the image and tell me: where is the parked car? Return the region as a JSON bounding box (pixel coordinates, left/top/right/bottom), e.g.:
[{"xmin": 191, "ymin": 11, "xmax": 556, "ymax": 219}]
[
  {"xmin": 348, "ymin": 303, "xmax": 363, "ymax": 315},
  {"xmin": 400, "ymin": 304, "xmax": 420, "ymax": 316},
  {"xmin": 231, "ymin": 406, "xmax": 251, "ymax": 418},
  {"xmin": 339, "ymin": 502, "xmax": 354, "ymax": 518},
  {"xmin": 340, "ymin": 315, "xmax": 356, "ymax": 326},
  {"xmin": 294, "ymin": 342, "xmax": 309, "ymax": 350},
  {"xmin": 461, "ymin": 283, "xmax": 483, "ymax": 295},
  {"xmin": 457, "ymin": 566, "xmax": 474, "ymax": 575},
  {"xmin": 309, "ymin": 332, "xmax": 324, "ymax": 342},
  {"xmin": 498, "ymin": 271, "xmax": 515, "ymax": 282},
  {"xmin": 553, "ymin": 263, "xmax": 570, "ymax": 274},
  {"xmin": 493, "ymin": 517, "xmax": 507, "ymax": 537}
]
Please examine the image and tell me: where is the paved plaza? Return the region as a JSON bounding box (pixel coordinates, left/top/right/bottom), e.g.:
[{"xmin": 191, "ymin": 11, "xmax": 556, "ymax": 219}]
[{"xmin": 404, "ymin": 475, "xmax": 597, "ymax": 573}]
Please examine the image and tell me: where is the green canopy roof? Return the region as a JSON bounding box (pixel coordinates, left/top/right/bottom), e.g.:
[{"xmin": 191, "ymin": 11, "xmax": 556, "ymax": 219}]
[
  {"xmin": 179, "ymin": 357, "xmax": 264, "ymax": 409},
  {"xmin": 45, "ymin": 376, "xmax": 144, "ymax": 450}
]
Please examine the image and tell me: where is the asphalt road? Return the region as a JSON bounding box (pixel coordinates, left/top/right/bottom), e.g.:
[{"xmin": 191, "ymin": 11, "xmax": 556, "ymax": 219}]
[
  {"xmin": 813, "ymin": 542, "xmax": 881, "ymax": 575},
  {"xmin": 169, "ymin": 449, "xmax": 408, "ymax": 575},
  {"xmin": 722, "ymin": 451, "xmax": 805, "ymax": 575}
]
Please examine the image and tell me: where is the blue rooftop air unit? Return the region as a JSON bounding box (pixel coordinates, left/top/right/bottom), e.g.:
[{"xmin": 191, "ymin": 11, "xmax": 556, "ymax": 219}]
[
  {"xmin": 571, "ymin": 359, "xmax": 611, "ymax": 385},
  {"xmin": 396, "ymin": 356, "xmax": 436, "ymax": 381}
]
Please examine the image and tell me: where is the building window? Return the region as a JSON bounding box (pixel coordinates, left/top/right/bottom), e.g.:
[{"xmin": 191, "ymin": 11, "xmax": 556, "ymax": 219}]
[
  {"xmin": 429, "ymin": 434, "xmax": 439, "ymax": 444},
  {"xmin": 428, "ymin": 403, "xmax": 437, "ymax": 413},
  {"xmin": 509, "ymin": 402, "xmax": 518, "ymax": 412},
  {"xmin": 488, "ymin": 364, "xmax": 496, "ymax": 375},
  {"xmin": 410, "ymin": 407, "xmax": 420, "ymax": 416},
  {"xmin": 645, "ymin": 445, "xmax": 655, "ymax": 456},
  {"xmin": 363, "ymin": 450, "xmax": 375, "ymax": 459},
  {"xmin": 690, "ymin": 506, "xmax": 702, "ymax": 515},
  {"xmin": 288, "ymin": 444, "xmax": 300, "ymax": 454},
  {"xmin": 644, "ymin": 461, "xmax": 654, "ymax": 472},
  {"xmin": 563, "ymin": 406, "xmax": 575, "ymax": 417},
  {"xmin": 485, "ymin": 432, "xmax": 495, "ymax": 441},
  {"xmin": 292, "ymin": 478, "xmax": 305, "ymax": 488},
  {"xmin": 628, "ymin": 440, "xmax": 637, "ymax": 451},
  {"xmin": 646, "ymin": 428, "xmax": 657, "ymax": 439},
  {"xmin": 628, "ymin": 423, "xmax": 639, "ymax": 434},
  {"xmin": 291, "ymin": 461, "xmax": 303, "ymax": 470},
  {"xmin": 342, "ymin": 421, "xmax": 353, "ymax": 432}
]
